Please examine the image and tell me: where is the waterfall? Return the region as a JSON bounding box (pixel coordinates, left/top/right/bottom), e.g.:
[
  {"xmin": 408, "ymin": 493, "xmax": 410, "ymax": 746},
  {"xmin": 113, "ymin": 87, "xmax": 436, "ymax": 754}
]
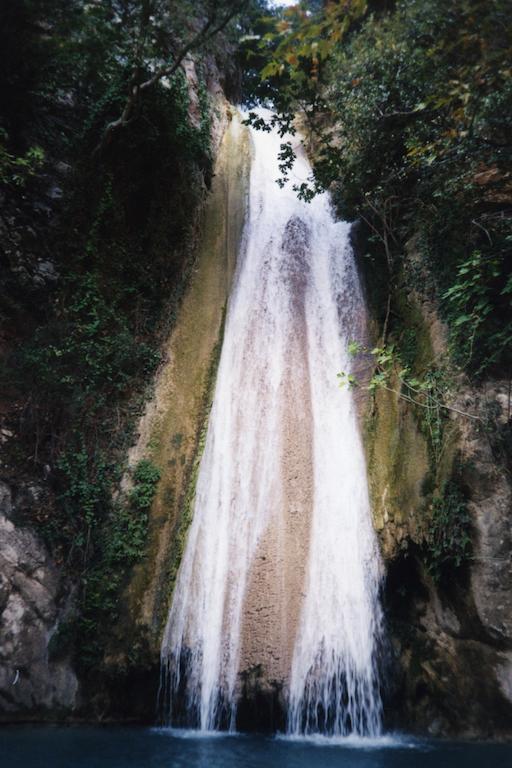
[{"xmin": 160, "ymin": 111, "xmax": 384, "ymax": 736}]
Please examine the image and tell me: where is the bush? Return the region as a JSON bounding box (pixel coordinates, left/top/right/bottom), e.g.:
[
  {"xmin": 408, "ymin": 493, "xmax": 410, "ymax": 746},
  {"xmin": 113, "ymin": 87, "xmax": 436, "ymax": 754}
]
[
  {"xmin": 310, "ymin": 0, "xmax": 512, "ymax": 376},
  {"xmin": 75, "ymin": 459, "xmax": 161, "ymax": 668},
  {"xmin": 425, "ymin": 481, "xmax": 472, "ymax": 582}
]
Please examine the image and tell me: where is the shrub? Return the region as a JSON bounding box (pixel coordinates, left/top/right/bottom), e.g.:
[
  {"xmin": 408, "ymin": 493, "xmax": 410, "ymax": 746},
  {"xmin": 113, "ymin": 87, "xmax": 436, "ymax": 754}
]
[{"xmin": 425, "ymin": 481, "xmax": 472, "ymax": 582}]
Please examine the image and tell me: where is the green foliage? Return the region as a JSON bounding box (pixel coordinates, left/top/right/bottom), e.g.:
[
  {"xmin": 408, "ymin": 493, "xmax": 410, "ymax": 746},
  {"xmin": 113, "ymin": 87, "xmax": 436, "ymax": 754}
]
[
  {"xmin": 327, "ymin": 0, "xmax": 512, "ymax": 376},
  {"xmin": 245, "ymin": 0, "xmax": 367, "ymax": 106},
  {"xmin": 54, "ymin": 442, "xmax": 110, "ymax": 557},
  {"xmin": 443, "ymin": 250, "xmax": 512, "ymax": 374},
  {"xmin": 340, "ymin": 342, "xmax": 469, "ymax": 467},
  {"xmin": 0, "ymin": 133, "xmax": 45, "ymax": 187},
  {"xmin": 0, "ymin": 0, "xmax": 266, "ymax": 676},
  {"xmin": 284, "ymin": 0, "xmax": 367, "ymax": 65},
  {"xmin": 75, "ymin": 459, "xmax": 161, "ymax": 668},
  {"xmin": 252, "ymin": 0, "xmax": 511, "ymax": 377},
  {"xmin": 425, "ymin": 481, "xmax": 472, "ymax": 582},
  {"xmin": 106, "ymin": 460, "xmax": 161, "ymax": 567},
  {"xmin": 337, "ymin": 371, "xmax": 358, "ymax": 389},
  {"xmin": 3, "ymin": 57, "xmax": 207, "ymax": 659},
  {"xmin": 18, "ymin": 275, "xmax": 160, "ymax": 414},
  {"xmin": 129, "ymin": 459, "xmax": 162, "ymax": 514},
  {"xmin": 2, "ymin": 0, "xmax": 218, "ymax": 533}
]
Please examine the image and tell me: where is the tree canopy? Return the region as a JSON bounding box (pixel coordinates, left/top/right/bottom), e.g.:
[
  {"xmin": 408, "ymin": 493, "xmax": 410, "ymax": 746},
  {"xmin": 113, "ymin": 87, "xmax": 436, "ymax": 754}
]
[{"xmin": 246, "ymin": 0, "xmax": 512, "ymax": 376}]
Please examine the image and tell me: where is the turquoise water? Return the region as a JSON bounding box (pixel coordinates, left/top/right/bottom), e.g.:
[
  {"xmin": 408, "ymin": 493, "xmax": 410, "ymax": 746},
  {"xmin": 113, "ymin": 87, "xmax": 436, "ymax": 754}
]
[{"xmin": 2, "ymin": 727, "xmax": 512, "ymax": 768}]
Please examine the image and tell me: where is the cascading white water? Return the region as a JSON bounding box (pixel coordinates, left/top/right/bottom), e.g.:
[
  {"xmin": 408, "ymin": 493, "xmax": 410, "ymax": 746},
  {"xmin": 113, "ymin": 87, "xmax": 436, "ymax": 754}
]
[{"xmin": 160, "ymin": 111, "xmax": 384, "ymax": 736}]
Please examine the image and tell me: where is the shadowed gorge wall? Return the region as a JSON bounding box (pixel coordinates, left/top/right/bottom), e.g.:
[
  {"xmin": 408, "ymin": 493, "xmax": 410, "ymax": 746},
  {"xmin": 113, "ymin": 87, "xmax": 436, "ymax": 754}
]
[
  {"xmin": 87, "ymin": 109, "xmax": 252, "ymax": 719},
  {"xmin": 0, "ymin": 1, "xmax": 252, "ymax": 713},
  {"xmin": 356, "ymin": 241, "xmax": 512, "ymax": 738}
]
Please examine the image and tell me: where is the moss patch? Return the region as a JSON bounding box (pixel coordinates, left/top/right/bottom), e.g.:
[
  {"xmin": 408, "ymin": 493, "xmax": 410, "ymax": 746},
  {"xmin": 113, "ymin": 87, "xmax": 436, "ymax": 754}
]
[{"xmin": 363, "ymin": 288, "xmax": 461, "ymax": 559}]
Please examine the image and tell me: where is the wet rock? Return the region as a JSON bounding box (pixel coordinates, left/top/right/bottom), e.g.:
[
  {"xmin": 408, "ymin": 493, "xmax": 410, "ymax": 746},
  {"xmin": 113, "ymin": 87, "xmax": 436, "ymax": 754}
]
[
  {"xmin": 47, "ymin": 185, "xmax": 63, "ymax": 201},
  {"xmin": 360, "ymin": 274, "xmax": 512, "ymax": 736},
  {"xmin": 35, "ymin": 260, "xmax": 58, "ymax": 283},
  {"xmin": 0, "ymin": 483, "xmax": 13, "ymax": 517},
  {"xmin": 496, "ymin": 654, "xmax": 512, "ymax": 705},
  {"xmin": 0, "ymin": 484, "xmax": 78, "ymax": 719},
  {"xmin": 182, "ymin": 57, "xmax": 202, "ymax": 129},
  {"xmin": 54, "ymin": 161, "xmax": 72, "ymax": 177},
  {"xmin": 14, "ymin": 482, "xmax": 45, "ymax": 514}
]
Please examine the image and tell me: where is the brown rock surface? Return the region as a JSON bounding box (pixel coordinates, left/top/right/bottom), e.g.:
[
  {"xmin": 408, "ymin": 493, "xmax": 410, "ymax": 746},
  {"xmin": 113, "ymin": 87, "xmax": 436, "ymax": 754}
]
[{"xmin": 0, "ymin": 482, "xmax": 78, "ymax": 720}]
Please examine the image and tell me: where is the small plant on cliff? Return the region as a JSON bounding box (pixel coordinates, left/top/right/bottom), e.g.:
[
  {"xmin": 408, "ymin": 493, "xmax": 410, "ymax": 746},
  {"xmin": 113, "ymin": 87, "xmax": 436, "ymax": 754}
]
[
  {"xmin": 443, "ymin": 250, "xmax": 512, "ymax": 375},
  {"xmin": 0, "ymin": 130, "xmax": 45, "ymax": 187},
  {"xmin": 339, "ymin": 342, "xmax": 482, "ymax": 469},
  {"xmin": 339, "ymin": 342, "xmax": 479, "ymax": 421},
  {"xmin": 105, "ymin": 459, "xmax": 161, "ymax": 566},
  {"xmin": 424, "ymin": 481, "xmax": 472, "ymax": 582},
  {"xmin": 129, "ymin": 459, "xmax": 162, "ymax": 511},
  {"xmin": 76, "ymin": 458, "xmax": 161, "ymax": 668},
  {"xmin": 55, "ymin": 441, "xmax": 110, "ymax": 562}
]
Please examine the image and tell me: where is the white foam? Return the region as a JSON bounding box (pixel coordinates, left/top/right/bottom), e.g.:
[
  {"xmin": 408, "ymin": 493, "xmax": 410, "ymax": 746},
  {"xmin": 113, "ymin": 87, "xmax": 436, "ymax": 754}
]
[
  {"xmin": 276, "ymin": 732, "xmax": 420, "ymax": 749},
  {"xmin": 152, "ymin": 727, "xmax": 241, "ymax": 740}
]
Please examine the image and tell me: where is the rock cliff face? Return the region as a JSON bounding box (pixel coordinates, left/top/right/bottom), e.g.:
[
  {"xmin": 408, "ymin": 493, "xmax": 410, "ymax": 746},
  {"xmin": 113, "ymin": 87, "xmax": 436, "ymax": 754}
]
[
  {"xmin": 0, "ymin": 58, "xmax": 250, "ymax": 719},
  {"xmin": 359, "ymin": 268, "xmax": 512, "ymax": 737},
  {"xmin": 90, "ymin": 109, "xmax": 251, "ymax": 720},
  {"xmin": 380, "ymin": 397, "xmax": 512, "ymax": 738},
  {"xmin": 0, "ymin": 482, "xmax": 78, "ymax": 719}
]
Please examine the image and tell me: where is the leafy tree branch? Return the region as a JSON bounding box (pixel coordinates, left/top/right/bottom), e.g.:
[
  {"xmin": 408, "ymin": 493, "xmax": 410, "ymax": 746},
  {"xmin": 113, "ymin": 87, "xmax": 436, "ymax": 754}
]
[
  {"xmin": 95, "ymin": 0, "xmax": 250, "ymax": 154},
  {"xmin": 339, "ymin": 342, "xmax": 482, "ymax": 422}
]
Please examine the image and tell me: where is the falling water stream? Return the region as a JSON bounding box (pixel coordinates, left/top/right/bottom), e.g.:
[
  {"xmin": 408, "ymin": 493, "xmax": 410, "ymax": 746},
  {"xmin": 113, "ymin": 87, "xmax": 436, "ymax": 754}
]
[{"xmin": 160, "ymin": 112, "xmax": 384, "ymax": 737}]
